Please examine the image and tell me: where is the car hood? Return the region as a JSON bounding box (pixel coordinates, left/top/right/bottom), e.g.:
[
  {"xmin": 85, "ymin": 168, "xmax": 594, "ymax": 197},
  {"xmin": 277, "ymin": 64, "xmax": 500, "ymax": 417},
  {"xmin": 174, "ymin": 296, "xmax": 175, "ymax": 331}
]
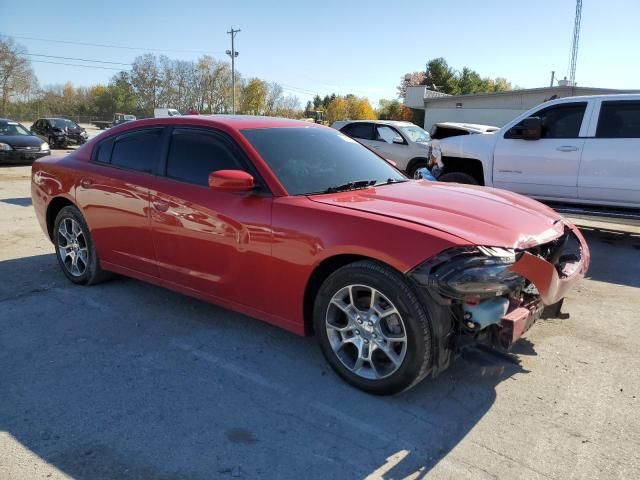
[
  {"xmin": 0, "ymin": 135, "xmax": 43, "ymax": 147},
  {"xmin": 308, "ymin": 181, "xmax": 566, "ymax": 249}
]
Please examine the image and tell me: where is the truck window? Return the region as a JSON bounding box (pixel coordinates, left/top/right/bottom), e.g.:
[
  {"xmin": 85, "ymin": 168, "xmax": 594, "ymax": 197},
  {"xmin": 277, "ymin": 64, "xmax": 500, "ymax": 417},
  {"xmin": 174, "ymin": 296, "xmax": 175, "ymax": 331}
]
[
  {"xmin": 596, "ymin": 101, "xmax": 640, "ymax": 138},
  {"xmin": 510, "ymin": 103, "xmax": 587, "ymax": 139}
]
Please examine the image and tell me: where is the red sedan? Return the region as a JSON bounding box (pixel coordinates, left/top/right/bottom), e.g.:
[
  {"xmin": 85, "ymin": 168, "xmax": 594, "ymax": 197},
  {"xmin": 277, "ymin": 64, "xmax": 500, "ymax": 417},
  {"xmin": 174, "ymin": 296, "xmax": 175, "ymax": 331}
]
[{"xmin": 31, "ymin": 116, "xmax": 589, "ymax": 394}]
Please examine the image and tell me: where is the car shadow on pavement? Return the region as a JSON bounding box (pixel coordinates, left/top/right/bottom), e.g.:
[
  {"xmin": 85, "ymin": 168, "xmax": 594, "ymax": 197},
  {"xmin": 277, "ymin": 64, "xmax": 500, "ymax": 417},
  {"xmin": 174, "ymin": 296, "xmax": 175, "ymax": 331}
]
[
  {"xmin": 579, "ymin": 227, "xmax": 640, "ymax": 288},
  {"xmin": 0, "ymin": 197, "xmax": 32, "ymax": 207},
  {"xmin": 0, "ymin": 252, "xmax": 530, "ymax": 479}
]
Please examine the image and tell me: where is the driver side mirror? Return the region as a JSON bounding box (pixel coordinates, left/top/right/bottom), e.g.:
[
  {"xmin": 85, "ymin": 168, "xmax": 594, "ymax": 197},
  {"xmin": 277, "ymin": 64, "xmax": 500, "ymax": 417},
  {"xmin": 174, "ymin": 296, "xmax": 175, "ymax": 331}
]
[
  {"xmin": 208, "ymin": 170, "xmax": 255, "ymax": 193},
  {"xmin": 506, "ymin": 116, "xmax": 542, "ymax": 140},
  {"xmin": 392, "ymin": 135, "xmax": 405, "ymax": 145}
]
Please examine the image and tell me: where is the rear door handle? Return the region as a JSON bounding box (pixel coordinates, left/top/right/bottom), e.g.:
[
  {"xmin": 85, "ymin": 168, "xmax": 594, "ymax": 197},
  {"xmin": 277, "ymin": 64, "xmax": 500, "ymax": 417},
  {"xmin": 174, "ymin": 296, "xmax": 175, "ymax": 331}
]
[
  {"xmin": 80, "ymin": 178, "xmax": 93, "ymax": 188},
  {"xmin": 152, "ymin": 200, "xmax": 169, "ymax": 212},
  {"xmin": 556, "ymin": 145, "xmax": 579, "ymax": 152}
]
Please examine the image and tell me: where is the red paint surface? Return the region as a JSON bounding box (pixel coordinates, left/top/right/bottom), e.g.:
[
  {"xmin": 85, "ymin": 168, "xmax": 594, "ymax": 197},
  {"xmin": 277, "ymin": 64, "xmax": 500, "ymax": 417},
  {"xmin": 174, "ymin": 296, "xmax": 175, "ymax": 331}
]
[{"xmin": 31, "ymin": 116, "xmax": 588, "ymax": 335}]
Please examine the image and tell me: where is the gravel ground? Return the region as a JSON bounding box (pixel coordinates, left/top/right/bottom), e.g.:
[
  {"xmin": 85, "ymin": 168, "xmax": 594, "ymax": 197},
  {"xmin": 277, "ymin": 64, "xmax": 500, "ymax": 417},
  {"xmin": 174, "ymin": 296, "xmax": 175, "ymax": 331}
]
[{"xmin": 0, "ymin": 164, "xmax": 639, "ymax": 480}]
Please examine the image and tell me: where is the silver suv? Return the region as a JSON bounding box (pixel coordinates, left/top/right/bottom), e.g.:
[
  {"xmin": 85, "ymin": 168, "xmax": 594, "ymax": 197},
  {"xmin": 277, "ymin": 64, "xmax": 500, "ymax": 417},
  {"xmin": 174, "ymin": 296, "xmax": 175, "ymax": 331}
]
[{"xmin": 332, "ymin": 120, "xmax": 432, "ymax": 177}]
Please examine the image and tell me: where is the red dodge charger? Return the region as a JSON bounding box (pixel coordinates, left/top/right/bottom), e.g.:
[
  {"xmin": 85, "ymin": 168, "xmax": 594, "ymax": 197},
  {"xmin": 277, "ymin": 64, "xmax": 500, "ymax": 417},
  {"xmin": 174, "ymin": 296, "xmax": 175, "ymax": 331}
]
[{"xmin": 31, "ymin": 116, "xmax": 589, "ymax": 394}]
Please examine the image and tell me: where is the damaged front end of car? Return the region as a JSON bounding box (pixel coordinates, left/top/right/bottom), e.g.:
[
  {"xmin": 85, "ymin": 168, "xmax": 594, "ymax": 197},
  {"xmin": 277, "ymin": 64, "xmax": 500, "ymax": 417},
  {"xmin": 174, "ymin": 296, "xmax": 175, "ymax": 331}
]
[{"xmin": 410, "ymin": 223, "xmax": 590, "ymax": 376}]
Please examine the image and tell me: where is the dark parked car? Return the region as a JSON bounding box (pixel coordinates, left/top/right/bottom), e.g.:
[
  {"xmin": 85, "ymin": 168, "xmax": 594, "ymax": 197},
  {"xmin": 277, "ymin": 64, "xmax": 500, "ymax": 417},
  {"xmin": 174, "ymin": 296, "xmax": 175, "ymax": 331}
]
[
  {"xmin": 31, "ymin": 118, "xmax": 88, "ymax": 149},
  {"xmin": 0, "ymin": 118, "xmax": 50, "ymax": 163}
]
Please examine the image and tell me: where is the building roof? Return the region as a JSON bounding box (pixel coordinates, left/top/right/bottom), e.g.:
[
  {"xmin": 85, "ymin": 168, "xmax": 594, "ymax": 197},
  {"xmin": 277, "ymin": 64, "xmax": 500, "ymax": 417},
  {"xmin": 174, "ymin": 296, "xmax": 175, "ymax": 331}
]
[{"xmin": 422, "ymin": 86, "xmax": 640, "ymax": 104}]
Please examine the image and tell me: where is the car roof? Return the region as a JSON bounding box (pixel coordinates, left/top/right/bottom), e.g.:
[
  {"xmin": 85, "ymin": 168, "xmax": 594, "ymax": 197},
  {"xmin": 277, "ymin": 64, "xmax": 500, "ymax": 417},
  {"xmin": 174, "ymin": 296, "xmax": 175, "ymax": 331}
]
[
  {"xmin": 109, "ymin": 115, "xmax": 324, "ymax": 131},
  {"xmin": 335, "ymin": 119, "xmax": 415, "ymax": 127}
]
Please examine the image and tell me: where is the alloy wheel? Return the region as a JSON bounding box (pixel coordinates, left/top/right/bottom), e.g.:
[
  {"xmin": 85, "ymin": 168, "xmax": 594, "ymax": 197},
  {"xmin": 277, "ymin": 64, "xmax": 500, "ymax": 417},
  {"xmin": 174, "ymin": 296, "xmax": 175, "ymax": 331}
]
[
  {"xmin": 325, "ymin": 284, "xmax": 408, "ymax": 380},
  {"xmin": 57, "ymin": 218, "xmax": 89, "ymax": 277}
]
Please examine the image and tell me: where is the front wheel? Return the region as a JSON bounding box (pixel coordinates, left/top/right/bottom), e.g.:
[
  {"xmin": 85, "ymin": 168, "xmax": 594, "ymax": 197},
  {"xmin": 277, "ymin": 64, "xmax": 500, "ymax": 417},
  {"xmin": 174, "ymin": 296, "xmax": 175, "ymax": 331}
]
[
  {"xmin": 407, "ymin": 161, "xmax": 429, "ymax": 179},
  {"xmin": 313, "ymin": 260, "xmax": 433, "ymax": 395},
  {"xmin": 438, "ymin": 172, "xmax": 478, "ymax": 185},
  {"xmin": 53, "ymin": 206, "xmax": 111, "ymax": 285}
]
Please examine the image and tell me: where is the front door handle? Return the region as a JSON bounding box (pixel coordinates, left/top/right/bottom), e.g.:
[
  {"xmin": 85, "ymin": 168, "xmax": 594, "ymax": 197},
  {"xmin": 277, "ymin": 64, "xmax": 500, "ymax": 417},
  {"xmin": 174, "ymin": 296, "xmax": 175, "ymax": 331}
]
[
  {"xmin": 80, "ymin": 178, "xmax": 93, "ymax": 188},
  {"xmin": 152, "ymin": 200, "xmax": 169, "ymax": 212},
  {"xmin": 556, "ymin": 145, "xmax": 579, "ymax": 152}
]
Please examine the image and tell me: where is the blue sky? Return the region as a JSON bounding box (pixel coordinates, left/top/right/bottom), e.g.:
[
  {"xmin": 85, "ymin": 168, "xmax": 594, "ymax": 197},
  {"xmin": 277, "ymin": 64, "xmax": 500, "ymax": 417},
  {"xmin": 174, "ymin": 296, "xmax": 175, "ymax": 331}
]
[{"xmin": 2, "ymin": 0, "xmax": 639, "ymax": 106}]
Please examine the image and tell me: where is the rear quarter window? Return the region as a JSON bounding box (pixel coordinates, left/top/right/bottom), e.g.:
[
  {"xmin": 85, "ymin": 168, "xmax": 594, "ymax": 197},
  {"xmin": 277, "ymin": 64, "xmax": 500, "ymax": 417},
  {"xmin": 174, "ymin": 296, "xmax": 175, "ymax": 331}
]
[{"xmin": 596, "ymin": 101, "xmax": 640, "ymax": 138}]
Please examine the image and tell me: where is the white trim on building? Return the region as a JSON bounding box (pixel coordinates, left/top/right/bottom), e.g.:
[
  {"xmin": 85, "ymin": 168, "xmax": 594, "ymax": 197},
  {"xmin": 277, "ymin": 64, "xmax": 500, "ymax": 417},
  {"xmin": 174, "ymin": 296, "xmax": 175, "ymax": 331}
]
[{"xmin": 404, "ymin": 86, "xmax": 640, "ymax": 131}]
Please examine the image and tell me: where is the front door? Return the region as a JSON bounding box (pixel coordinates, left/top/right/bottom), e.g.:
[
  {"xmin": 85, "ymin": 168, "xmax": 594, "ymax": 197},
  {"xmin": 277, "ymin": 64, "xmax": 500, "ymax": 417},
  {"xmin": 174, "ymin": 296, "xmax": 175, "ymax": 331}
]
[
  {"xmin": 493, "ymin": 102, "xmax": 589, "ymax": 200},
  {"xmin": 148, "ymin": 127, "xmax": 273, "ymax": 311},
  {"xmin": 371, "ymin": 124, "xmax": 407, "ymax": 164}
]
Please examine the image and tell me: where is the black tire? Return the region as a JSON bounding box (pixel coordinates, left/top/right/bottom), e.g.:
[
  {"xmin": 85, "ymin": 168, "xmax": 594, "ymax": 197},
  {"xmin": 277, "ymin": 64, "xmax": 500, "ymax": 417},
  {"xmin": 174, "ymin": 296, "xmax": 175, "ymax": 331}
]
[
  {"xmin": 407, "ymin": 160, "xmax": 429, "ymax": 179},
  {"xmin": 53, "ymin": 205, "xmax": 111, "ymax": 285},
  {"xmin": 313, "ymin": 260, "xmax": 433, "ymax": 395},
  {"xmin": 438, "ymin": 172, "xmax": 478, "ymax": 185},
  {"xmin": 48, "ymin": 136, "xmax": 57, "ymax": 149}
]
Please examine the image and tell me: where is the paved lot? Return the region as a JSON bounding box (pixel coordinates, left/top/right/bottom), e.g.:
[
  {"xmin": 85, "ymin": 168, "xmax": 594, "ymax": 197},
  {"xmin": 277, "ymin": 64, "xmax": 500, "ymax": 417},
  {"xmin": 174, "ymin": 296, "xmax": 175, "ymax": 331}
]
[{"xmin": 1, "ymin": 163, "xmax": 639, "ymax": 479}]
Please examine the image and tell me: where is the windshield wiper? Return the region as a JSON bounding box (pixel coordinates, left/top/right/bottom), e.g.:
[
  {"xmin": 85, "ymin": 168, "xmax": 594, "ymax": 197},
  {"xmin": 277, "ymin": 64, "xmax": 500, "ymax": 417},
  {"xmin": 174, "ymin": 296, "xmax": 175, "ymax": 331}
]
[
  {"xmin": 324, "ymin": 179, "xmax": 377, "ymax": 193},
  {"xmin": 375, "ymin": 178, "xmax": 408, "ymax": 186}
]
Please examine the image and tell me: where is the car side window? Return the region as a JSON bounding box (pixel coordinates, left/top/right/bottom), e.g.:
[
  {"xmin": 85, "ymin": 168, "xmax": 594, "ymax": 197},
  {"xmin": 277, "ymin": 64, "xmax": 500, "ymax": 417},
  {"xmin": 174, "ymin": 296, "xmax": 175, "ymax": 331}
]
[
  {"xmin": 165, "ymin": 128, "xmax": 244, "ymax": 186},
  {"xmin": 530, "ymin": 103, "xmax": 587, "ymax": 138},
  {"xmin": 596, "ymin": 101, "xmax": 640, "ymax": 138},
  {"xmin": 376, "ymin": 125, "xmax": 402, "ymax": 144},
  {"xmin": 93, "ymin": 137, "xmax": 115, "ymax": 164},
  {"xmin": 342, "ymin": 123, "xmax": 374, "ymax": 140},
  {"xmin": 110, "ymin": 128, "xmax": 163, "ymax": 173}
]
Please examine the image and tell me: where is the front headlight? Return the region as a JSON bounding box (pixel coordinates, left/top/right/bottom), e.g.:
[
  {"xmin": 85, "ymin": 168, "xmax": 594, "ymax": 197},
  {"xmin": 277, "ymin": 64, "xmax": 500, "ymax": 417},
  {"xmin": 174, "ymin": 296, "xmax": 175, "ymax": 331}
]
[
  {"xmin": 410, "ymin": 246, "xmax": 524, "ymax": 299},
  {"xmin": 40, "ymin": 142, "xmax": 50, "ymax": 151},
  {"xmin": 0, "ymin": 142, "xmax": 13, "ymax": 151}
]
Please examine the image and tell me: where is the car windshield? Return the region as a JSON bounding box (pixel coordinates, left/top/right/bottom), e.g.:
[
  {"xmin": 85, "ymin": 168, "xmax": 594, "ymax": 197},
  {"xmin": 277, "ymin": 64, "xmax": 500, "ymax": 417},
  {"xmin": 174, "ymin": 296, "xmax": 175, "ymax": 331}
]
[
  {"xmin": 399, "ymin": 125, "xmax": 430, "ymax": 143},
  {"xmin": 50, "ymin": 118, "xmax": 78, "ymax": 128},
  {"xmin": 242, "ymin": 127, "xmax": 406, "ymax": 195},
  {"xmin": 0, "ymin": 121, "xmax": 31, "ymax": 136}
]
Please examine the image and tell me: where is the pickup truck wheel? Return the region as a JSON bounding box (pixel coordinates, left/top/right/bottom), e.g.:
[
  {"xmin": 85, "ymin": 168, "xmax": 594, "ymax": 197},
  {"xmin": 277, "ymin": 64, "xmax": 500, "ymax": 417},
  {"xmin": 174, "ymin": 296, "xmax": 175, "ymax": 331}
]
[
  {"xmin": 313, "ymin": 260, "xmax": 433, "ymax": 395},
  {"xmin": 48, "ymin": 136, "xmax": 57, "ymax": 149},
  {"xmin": 53, "ymin": 206, "xmax": 111, "ymax": 286},
  {"xmin": 438, "ymin": 172, "xmax": 478, "ymax": 185}
]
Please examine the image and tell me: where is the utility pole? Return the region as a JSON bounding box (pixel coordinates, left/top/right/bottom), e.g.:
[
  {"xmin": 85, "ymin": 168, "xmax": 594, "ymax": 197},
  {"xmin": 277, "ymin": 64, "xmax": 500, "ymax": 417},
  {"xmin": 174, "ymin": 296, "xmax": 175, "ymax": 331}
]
[{"xmin": 226, "ymin": 27, "xmax": 241, "ymax": 114}]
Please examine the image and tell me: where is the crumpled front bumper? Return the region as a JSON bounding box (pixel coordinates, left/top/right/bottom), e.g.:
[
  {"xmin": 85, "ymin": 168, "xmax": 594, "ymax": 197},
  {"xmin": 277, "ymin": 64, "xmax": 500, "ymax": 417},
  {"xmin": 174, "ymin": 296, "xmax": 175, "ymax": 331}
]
[
  {"xmin": 495, "ymin": 222, "xmax": 590, "ymax": 349},
  {"xmin": 510, "ymin": 222, "xmax": 590, "ymax": 306}
]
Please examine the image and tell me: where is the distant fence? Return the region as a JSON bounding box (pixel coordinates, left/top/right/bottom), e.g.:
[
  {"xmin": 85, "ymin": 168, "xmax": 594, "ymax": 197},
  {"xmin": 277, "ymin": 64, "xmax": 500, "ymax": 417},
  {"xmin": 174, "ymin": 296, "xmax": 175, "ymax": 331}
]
[{"xmin": 6, "ymin": 112, "xmax": 150, "ymax": 124}]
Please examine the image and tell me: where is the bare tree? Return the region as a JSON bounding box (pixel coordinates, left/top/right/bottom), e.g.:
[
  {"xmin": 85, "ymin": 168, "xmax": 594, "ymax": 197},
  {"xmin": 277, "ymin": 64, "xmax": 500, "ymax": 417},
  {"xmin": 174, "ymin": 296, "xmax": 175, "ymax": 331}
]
[{"xmin": 0, "ymin": 37, "xmax": 36, "ymax": 116}]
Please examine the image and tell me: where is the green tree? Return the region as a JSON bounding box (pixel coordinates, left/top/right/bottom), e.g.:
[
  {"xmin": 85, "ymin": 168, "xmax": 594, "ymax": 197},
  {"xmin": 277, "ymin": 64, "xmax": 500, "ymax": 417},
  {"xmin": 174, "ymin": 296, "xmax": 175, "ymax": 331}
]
[
  {"xmin": 424, "ymin": 57, "xmax": 459, "ymax": 95},
  {"xmin": 240, "ymin": 78, "xmax": 268, "ymax": 115}
]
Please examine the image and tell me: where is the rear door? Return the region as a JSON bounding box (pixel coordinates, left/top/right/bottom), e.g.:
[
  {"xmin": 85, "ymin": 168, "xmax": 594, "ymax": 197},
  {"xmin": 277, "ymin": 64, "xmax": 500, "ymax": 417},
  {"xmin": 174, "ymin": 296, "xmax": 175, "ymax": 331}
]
[
  {"xmin": 147, "ymin": 127, "xmax": 273, "ymax": 311},
  {"xmin": 76, "ymin": 127, "xmax": 164, "ymax": 276},
  {"xmin": 340, "ymin": 123, "xmax": 376, "ymax": 148},
  {"xmin": 493, "ymin": 101, "xmax": 590, "ymax": 199},
  {"xmin": 578, "ymin": 99, "xmax": 640, "ymax": 207}
]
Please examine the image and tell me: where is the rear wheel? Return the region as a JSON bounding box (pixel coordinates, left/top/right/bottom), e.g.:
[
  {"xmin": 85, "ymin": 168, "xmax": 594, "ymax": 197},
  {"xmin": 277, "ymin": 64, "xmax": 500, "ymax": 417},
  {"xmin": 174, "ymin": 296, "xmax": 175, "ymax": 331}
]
[
  {"xmin": 53, "ymin": 206, "xmax": 111, "ymax": 285},
  {"xmin": 438, "ymin": 172, "xmax": 478, "ymax": 185},
  {"xmin": 314, "ymin": 260, "xmax": 433, "ymax": 395}
]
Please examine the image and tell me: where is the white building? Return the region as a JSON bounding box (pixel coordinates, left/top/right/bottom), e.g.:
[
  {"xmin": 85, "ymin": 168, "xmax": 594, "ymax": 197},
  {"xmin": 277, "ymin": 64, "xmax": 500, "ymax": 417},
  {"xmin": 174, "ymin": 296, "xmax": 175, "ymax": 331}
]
[{"xmin": 404, "ymin": 85, "xmax": 640, "ymax": 131}]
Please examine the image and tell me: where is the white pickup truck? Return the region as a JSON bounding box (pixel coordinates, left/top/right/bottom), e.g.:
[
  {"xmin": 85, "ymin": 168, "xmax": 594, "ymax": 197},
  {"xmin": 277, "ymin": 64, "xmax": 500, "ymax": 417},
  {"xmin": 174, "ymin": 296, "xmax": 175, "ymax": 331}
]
[{"xmin": 432, "ymin": 94, "xmax": 640, "ymax": 209}]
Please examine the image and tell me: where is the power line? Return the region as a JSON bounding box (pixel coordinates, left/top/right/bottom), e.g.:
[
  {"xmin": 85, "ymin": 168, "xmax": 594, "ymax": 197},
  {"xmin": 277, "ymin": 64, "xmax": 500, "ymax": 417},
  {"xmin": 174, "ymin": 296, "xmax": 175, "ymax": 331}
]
[
  {"xmin": 2, "ymin": 33, "xmax": 225, "ymax": 55},
  {"xmin": 22, "ymin": 53, "xmax": 131, "ymax": 66},
  {"xmin": 28, "ymin": 59, "xmax": 127, "ymax": 71}
]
